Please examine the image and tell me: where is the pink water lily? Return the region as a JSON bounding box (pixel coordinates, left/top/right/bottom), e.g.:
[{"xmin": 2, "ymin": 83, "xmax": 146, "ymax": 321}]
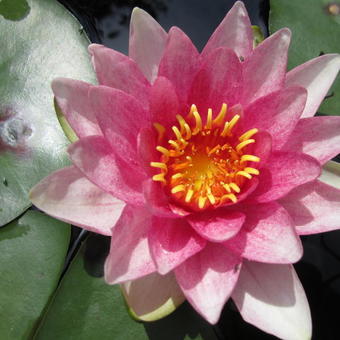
[{"xmin": 30, "ymin": 1, "xmax": 340, "ymax": 339}]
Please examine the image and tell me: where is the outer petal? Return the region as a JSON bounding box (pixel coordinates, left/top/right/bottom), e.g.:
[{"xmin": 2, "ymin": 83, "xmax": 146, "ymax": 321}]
[
  {"xmin": 129, "ymin": 7, "xmax": 167, "ymax": 83},
  {"xmin": 52, "ymin": 78, "xmax": 101, "ymax": 138},
  {"xmin": 202, "ymin": 1, "xmax": 253, "ymax": 59},
  {"xmin": 68, "ymin": 136, "xmax": 145, "ymax": 205},
  {"xmin": 280, "ymin": 180, "xmax": 340, "ymax": 235},
  {"xmin": 104, "ymin": 205, "xmax": 156, "ymax": 284},
  {"xmin": 89, "ymin": 86, "xmax": 150, "ymax": 147},
  {"xmin": 149, "ymin": 76, "xmax": 179, "ymax": 127},
  {"xmin": 232, "ymin": 262, "xmax": 312, "ymax": 340},
  {"xmin": 175, "ymin": 243, "xmax": 241, "ymax": 324},
  {"xmin": 281, "ymin": 116, "xmax": 340, "ymax": 165},
  {"xmin": 29, "ymin": 166, "xmax": 124, "ymax": 236},
  {"xmin": 241, "ymin": 28, "xmax": 291, "ymax": 106},
  {"xmin": 158, "ymin": 27, "xmax": 200, "ymax": 109},
  {"xmin": 243, "ymin": 86, "xmax": 307, "ymax": 149},
  {"xmin": 148, "ymin": 217, "xmax": 206, "ymax": 275},
  {"xmin": 121, "ymin": 272, "xmax": 185, "ymax": 322},
  {"xmin": 224, "ymin": 202, "xmax": 303, "ymax": 263},
  {"xmin": 88, "ymin": 44, "xmax": 150, "ymax": 108},
  {"xmin": 187, "ymin": 210, "xmax": 245, "ymax": 242},
  {"xmin": 188, "ymin": 47, "xmax": 242, "ymax": 113},
  {"xmin": 286, "ymin": 54, "xmax": 340, "ymax": 118},
  {"xmin": 249, "ymin": 151, "xmax": 321, "ymax": 203}
]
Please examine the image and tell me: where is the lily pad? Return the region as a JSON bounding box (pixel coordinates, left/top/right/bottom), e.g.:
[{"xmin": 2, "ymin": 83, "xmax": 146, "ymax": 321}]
[
  {"xmin": 0, "ymin": 0, "xmax": 95, "ymax": 226},
  {"xmin": 0, "ymin": 210, "xmax": 70, "ymax": 339},
  {"xmin": 269, "ymin": 0, "xmax": 340, "ymax": 115},
  {"xmin": 34, "ymin": 236, "xmax": 218, "ymax": 340}
]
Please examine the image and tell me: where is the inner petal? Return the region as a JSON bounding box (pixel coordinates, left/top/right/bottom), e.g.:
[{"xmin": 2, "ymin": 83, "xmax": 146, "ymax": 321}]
[{"xmin": 150, "ymin": 103, "xmax": 260, "ymax": 211}]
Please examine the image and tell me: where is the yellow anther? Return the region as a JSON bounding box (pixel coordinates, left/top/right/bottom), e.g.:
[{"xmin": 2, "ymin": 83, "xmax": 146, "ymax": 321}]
[
  {"xmin": 240, "ymin": 155, "xmax": 260, "ymax": 164},
  {"xmin": 184, "ymin": 123, "xmax": 192, "ymax": 140},
  {"xmin": 171, "ymin": 185, "xmax": 186, "ymax": 194},
  {"xmin": 172, "ymin": 173, "xmax": 183, "ymax": 180},
  {"xmin": 239, "ymin": 128, "xmax": 258, "ymax": 142},
  {"xmin": 168, "ymin": 140, "xmax": 180, "ymax": 150},
  {"xmin": 236, "ymin": 171, "xmax": 252, "ymax": 179},
  {"xmin": 223, "ymin": 183, "xmax": 231, "ymax": 193},
  {"xmin": 225, "ymin": 114, "xmax": 240, "ymax": 136},
  {"xmin": 152, "ymin": 174, "xmax": 166, "ymax": 183},
  {"xmin": 236, "ymin": 139, "xmax": 255, "ymax": 153},
  {"xmin": 244, "ymin": 167, "xmax": 260, "ymax": 175},
  {"xmin": 192, "ymin": 111, "xmax": 202, "ymax": 134},
  {"xmin": 172, "ymin": 126, "xmax": 183, "ymax": 141},
  {"xmin": 207, "ymin": 193, "xmax": 216, "ymax": 205},
  {"xmin": 185, "ymin": 189, "xmax": 194, "ymax": 203},
  {"xmin": 221, "ymin": 121, "xmax": 230, "ymax": 137},
  {"xmin": 150, "ymin": 162, "xmax": 167, "ymax": 171},
  {"xmin": 206, "ymin": 108, "xmax": 213, "ymax": 129},
  {"xmin": 229, "ymin": 182, "xmax": 241, "ymax": 193},
  {"xmin": 173, "ymin": 162, "xmax": 191, "ymax": 170},
  {"xmin": 221, "ymin": 193, "xmax": 237, "ymax": 203},
  {"xmin": 156, "ymin": 146, "xmax": 170, "ymax": 161},
  {"xmin": 188, "ymin": 104, "xmax": 197, "ymax": 118},
  {"xmin": 208, "ymin": 144, "xmax": 221, "ymax": 156},
  {"xmin": 213, "ymin": 103, "xmax": 227, "ymax": 126},
  {"xmin": 198, "ymin": 196, "xmax": 207, "ymax": 209},
  {"xmin": 153, "ymin": 123, "xmax": 165, "ymax": 142},
  {"xmin": 176, "ymin": 115, "xmax": 187, "ymax": 134}
]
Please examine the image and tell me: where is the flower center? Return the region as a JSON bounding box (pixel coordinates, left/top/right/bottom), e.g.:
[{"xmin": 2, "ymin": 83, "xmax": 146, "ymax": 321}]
[{"xmin": 150, "ymin": 103, "xmax": 260, "ymax": 210}]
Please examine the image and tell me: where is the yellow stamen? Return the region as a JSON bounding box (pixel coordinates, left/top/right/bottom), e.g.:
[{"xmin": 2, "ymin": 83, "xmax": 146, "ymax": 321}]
[
  {"xmin": 188, "ymin": 104, "xmax": 197, "ymax": 118},
  {"xmin": 208, "ymin": 144, "xmax": 221, "ymax": 156},
  {"xmin": 172, "ymin": 126, "xmax": 183, "ymax": 141},
  {"xmin": 171, "ymin": 185, "xmax": 186, "ymax": 194},
  {"xmin": 239, "ymin": 128, "xmax": 258, "ymax": 142},
  {"xmin": 236, "ymin": 171, "xmax": 252, "ymax": 179},
  {"xmin": 152, "ymin": 174, "xmax": 166, "ymax": 183},
  {"xmin": 172, "ymin": 173, "xmax": 183, "ymax": 180},
  {"xmin": 206, "ymin": 108, "xmax": 213, "ymax": 129},
  {"xmin": 225, "ymin": 114, "xmax": 240, "ymax": 136},
  {"xmin": 207, "ymin": 193, "xmax": 216, "ymax": 205},
  {"xmin": 221, "ymin": 193, "xmax": 237, "ymax": 203},
  {"xmin": 192, "ymin": 111, "xmax": 202, "ymax": 134},
  {"xmin": 240, "ymin": 155, "xmax": 260, "ymax": 164},
  {"xmin": 176, "ymin": 115, "xmax": 186, "ymax": 134},
  {"xmin": 184, "ymin": 123, "xmax": 192, "ymax": 140},
  {"xmin": 229, "ymin": 183, "xmax": 241, "ymax": 193},
  {"xmin": 244, "ymin": 167, "xmax": 260, "ymax": 175},
  {"xmin": 236, "ymin": 139, "xmax": 255, "ymax": 153},
  {"xmin": 185, "ymin": 189, "xmax": 194, "ymax": 203},
  {"xmin": 156, "ymin": 146, "xmax": 170, "ymax": 161},
  {"xmin": 150, "ymin": 162, "xmax": 167, "ymax": 171},
  {"xmin": 153, "ymin": 123, "xmax": 165, "ymax": 142},
  {"xmin": 213, "ymin": 103, "xmax": 227, "ymax": 125},
  {"xmin": 223, "ymin": 183, "xmax": 231, "ymax": 193},
  {"xmin": 168, "ymin": 140, "xmax": 180, "ymax": 151},
  {"xmin": 198, "ymin": 196, "xmax": 207, "ymax": 209}
]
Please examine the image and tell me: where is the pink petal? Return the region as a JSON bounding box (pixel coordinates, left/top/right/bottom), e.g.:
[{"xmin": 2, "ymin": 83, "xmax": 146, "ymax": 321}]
[
  {"xmin": 241, "ymin": 28, "xmax": 291, "ymax": 106},
  {"xmin": 281, "ymin": 116, "xmax": 340, "ymax": 165},
  {"xmin": 232, "ymin": 262, "xmax": 312, "ymax": 340},
  {"xmin": 148, "ymin": 217, "xmax": 206, "ymax": 275},
  {"xmin": 89, "ymin": 85, "xmax": 150, "ymax": 147},
  {"xmin": 280, "ymin": 180, "xmax": 340, "ymax": 235},
  {"xmin": 202, "ymin": 1, "xmax": 253, "ymax": 59},
  {"xmin": 88, "ymin": 44, "xmax": 150, "ymax": 108},
  {"xmin": 52, "ymin": 78, "xmax": 101, "ymax": 138},
  {"xmin": 187, "ymin": 210, "xmax": 245, "ymax": 242},
  {"xmin": 243, "ymin": 86, "xmax": 307, "ymax": 149},
  {"xmin": 150, "ymin": 76, "xmax": 179, "ymax": 127},
  {"xmin": 250, "ymin": 131, "xmax": 272, "ymax": 167},
  {"xmin": 129, "ymin": 7, "xmax": 167, "ymax": 83},
  {"xmin": 224, "ymin": 202, "xmax": 303, "ymax": 263},
  {"xmin": 29, "ymin": 166, "xmax": 124, "ymax": 236},
  {"xmin": 188, "ymin": 47, "xmax": 242, "ymax": 114},
  {"xmin": 104, "ymin": 205, "xmax": 156, "ymax": 284},
  {"xmin": 68, "ymin": 135, "xmax": 145, "ymax": 205},
  {"xmin": 137, "ymin": 127, "xmax": 158, "ymax": 172},
  {"xmin": 158, "ymin": 27, "xmax": 200, "ymax": 109},
  {"xmin": 250, "ymin": 151, "xmax": 321, "ymax": 203},
  {"xmin": 286, "ymin": 54, "xmax": 340, "ymax": 118},
  {"xmin": 175, "ymin": 243, "xmax": 241, "ymax": 324},
  {"xmin": 121, "ymin": 272, "xmax": 185, "ymax": 321}
]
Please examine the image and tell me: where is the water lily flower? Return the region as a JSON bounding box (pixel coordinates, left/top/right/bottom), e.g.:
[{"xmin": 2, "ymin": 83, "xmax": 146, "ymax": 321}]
[{"xmin": 30, "ymin": 1, "xmax": 340, "ymax": 339}]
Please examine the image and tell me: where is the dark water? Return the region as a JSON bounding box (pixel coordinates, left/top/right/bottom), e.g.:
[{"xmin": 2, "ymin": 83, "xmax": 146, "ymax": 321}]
[{"xmin": 57, "ymin": 1, "xmax": 340, "ymax": 339}]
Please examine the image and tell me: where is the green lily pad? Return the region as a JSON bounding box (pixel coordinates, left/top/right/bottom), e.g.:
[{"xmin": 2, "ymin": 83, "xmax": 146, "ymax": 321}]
[
  {"xmin": 34, "ymin": 236, "xmax": 218, "ymax": 340},
  {"xmin": 0, "ymin": 210, "xmax": 70, "ymax": 339},
  {"xmin": 0, "ymin": 0, "xmax": 95, "ymax": 226},
  {"xmin": 269, "ymin": 0, "xmax": 340, "ymax": 115}
]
